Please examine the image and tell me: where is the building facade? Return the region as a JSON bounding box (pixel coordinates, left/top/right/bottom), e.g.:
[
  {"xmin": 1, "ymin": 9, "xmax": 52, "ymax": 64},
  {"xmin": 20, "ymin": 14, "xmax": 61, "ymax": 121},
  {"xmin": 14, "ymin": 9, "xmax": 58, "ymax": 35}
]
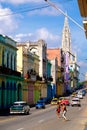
[
  {"xmin": 17, "ymin": 40, "xmax": 47, "ymax": 104},
  {"xmin": 47, "ymin": 48, "xmax": 65, "ymax": 97},
  {"xmin": 0, "ymin": 34, "xmax": 23, "ymax": 112}
]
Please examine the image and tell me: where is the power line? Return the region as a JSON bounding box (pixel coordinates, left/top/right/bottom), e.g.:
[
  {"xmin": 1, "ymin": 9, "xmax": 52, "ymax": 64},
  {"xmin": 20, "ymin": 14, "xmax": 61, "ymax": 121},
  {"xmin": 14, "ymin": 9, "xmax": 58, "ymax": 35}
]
[
  {"xmin": 44, "ymin": 0, "xmax": 86, "ymax": 32},
  {"xmin": 0, "ymin": 5, "xmax": 50, "ymax": 17}
]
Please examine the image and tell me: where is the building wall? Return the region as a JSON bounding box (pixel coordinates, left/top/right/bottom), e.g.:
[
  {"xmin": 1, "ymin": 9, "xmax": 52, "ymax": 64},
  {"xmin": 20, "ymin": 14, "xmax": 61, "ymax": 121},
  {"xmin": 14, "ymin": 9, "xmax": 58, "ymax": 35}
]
[
  {"xmin": 0, "ymin": 35, "xmax": 23, "ymax": 111},
  {"xmin": 47, "ymin": 48, "xmax": 61, "ymax": 66},
  {"xmin": 17, "ymin": 46, "xmax": 23, "ymax": 74},
  {"xmin": 17, "ymin": 42, "xmax": 47, "ymax": 105},
  {"xmin": 28, "ymin": 39, "xmax": 47, "ymax": 79},
  {"xmin": 52, "ymin": 59, "xmax": 58, "ymax": 84},
  {"xmin": 33, "ymin": 54, "xmax": 40, "ymax": 75},
  {"xmin": 0, "ymin": 38, "xmax": 17, "ymax": 70}
]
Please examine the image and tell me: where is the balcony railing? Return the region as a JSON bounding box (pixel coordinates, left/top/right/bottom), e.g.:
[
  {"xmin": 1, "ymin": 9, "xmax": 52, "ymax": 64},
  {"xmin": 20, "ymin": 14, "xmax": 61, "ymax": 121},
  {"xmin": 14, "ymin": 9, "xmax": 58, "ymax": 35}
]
[{"xmin": 0, "ymin": 66, "xmax": 21, "ymax": 77}]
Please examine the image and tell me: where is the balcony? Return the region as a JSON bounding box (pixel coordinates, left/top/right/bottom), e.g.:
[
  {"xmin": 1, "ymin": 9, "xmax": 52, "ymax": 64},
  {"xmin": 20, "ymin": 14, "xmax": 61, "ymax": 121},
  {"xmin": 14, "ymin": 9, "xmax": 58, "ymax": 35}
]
[
  {"xmin": 0, "ymin": 66, "xmax": 21, "ymax": 77},
  {"xmin": 61, "ymin": 67, "xmax": 64, "ymax": 72},
  {"xmin": 57, "ymin": 77, "xmax": 64, "ymax": 83},
  {"xmin": 47, "ymin": 76, "xmax": 53, "ymax": 82}
]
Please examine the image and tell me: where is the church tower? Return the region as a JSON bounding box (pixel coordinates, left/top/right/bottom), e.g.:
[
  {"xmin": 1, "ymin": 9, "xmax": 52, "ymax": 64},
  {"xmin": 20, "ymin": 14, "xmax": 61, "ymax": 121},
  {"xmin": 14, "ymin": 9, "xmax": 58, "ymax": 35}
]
[{"xmin": 62, "ymin": 15, "xmax": 71, "ymax": 54}]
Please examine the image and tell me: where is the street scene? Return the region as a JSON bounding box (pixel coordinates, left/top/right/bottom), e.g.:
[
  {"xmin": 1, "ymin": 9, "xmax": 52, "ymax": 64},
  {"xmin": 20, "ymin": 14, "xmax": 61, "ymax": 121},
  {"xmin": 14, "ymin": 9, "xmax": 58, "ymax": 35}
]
[
  {"xmin": 0, "ymin": 90, "xmax": 87, "ymax": 130},
  {"xmin": 0, "ymin": 0, "xmax": 87, "ymax": 130}
]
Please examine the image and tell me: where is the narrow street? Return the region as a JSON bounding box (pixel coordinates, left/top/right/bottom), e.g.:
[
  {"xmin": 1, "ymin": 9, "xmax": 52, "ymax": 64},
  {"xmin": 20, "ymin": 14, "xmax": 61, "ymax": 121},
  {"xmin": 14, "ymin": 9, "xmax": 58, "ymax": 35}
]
[{"xmin": 0, "ymin": 94, "xmax": 87, "ymax": 130}]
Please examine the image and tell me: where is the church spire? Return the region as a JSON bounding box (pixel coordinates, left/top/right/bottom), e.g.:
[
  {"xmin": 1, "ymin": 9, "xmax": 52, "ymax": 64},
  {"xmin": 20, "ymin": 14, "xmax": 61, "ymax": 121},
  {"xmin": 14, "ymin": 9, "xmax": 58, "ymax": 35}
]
[{"xmin": 62, "ymin": 14, "xmax": 71, "ymax": 53}]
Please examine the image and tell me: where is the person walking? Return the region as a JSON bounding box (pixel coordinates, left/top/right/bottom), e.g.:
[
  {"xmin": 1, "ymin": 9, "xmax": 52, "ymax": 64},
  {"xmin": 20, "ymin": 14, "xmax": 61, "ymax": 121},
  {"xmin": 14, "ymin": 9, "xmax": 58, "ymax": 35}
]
[
  {"xmin": 62, "ymin": 103, "xmax": 67, "ymax": 121},
  {"xmin": 56, "ymin": 102, "xmax": 61, "ymax": 118}
]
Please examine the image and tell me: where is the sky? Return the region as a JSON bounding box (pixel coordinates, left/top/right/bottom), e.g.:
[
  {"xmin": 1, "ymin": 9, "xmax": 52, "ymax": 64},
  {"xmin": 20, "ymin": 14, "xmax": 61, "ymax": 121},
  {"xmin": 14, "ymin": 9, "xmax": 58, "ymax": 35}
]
[{"xmin": 0, "ymin": 0, "xmax": 87, "ymax": 81}]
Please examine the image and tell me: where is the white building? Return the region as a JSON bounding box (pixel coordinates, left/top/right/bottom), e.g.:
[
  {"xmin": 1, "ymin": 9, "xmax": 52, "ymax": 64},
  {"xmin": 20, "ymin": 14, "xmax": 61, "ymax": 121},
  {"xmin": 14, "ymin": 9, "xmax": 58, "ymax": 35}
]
[{"xmin": 26, "ymin": 39, "xmax": 47, "ymax": 80}]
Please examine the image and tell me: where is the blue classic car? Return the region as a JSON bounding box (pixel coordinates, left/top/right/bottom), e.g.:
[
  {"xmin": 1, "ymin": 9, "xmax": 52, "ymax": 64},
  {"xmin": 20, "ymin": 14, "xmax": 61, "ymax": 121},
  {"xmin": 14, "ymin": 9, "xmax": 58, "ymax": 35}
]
[{"xmin": 35, "ymin": 100, "xmax": 45, "ymax": 109}]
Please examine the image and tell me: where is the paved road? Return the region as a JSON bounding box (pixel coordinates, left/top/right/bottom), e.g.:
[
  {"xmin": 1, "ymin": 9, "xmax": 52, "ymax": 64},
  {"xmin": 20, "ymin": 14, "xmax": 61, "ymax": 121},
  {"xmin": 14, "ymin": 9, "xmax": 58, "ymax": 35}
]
[{"xmin": 0, "ymin": 95, "xmax": 87, "ymax": 130}]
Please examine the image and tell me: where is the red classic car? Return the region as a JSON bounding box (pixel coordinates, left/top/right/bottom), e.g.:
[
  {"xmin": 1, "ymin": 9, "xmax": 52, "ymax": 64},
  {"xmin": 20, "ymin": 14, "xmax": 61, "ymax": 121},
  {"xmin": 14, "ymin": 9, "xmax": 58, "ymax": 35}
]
[{"xmin": 60, "ymin": 98, "xmax": 70, "ymax": 106}]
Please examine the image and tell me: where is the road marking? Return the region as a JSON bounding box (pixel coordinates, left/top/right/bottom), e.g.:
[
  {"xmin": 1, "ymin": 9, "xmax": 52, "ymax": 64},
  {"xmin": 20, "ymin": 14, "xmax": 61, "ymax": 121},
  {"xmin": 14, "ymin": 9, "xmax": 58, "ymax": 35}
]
[{"xmin": 17, "ymin": 128, "xmax": 24, "ymax": 130}]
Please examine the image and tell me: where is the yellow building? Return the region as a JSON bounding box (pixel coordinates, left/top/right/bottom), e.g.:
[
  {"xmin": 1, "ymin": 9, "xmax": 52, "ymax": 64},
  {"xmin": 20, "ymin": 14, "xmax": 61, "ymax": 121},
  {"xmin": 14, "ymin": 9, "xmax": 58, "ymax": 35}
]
[
  {"xmin": 17, "ymin": 43, "xmax": 41, "ymax": 105},
  {"xmin": 57, "ymin": 66, "xmax": 65, "ymax": 96}
]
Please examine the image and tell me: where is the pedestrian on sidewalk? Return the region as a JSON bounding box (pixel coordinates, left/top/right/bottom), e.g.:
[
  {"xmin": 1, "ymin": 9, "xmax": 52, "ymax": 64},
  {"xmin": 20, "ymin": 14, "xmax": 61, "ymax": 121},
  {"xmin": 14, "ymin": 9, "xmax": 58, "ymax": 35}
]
[
  {"xmin": 62, "ymin": 103, "xmax": 67, "ymax": 121},
  {"xmin": 56, "ymin": 102, "xmax": 61, "ymax": 118}
]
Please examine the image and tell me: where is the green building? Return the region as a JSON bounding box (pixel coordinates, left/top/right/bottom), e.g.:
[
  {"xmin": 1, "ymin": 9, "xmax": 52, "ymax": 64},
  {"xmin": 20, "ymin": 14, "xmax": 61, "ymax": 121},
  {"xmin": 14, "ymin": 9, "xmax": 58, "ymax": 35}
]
[{"xmin": 0, "ymin": 34, "xmax": 23, "ymax": 112}]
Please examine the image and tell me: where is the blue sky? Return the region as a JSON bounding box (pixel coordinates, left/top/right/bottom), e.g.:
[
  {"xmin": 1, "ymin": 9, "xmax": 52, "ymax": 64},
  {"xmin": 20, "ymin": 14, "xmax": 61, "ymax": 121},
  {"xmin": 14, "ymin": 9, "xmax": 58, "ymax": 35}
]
[{"xmin": 0, "ymin": 0, "xmax": 87, "ymax": 81}]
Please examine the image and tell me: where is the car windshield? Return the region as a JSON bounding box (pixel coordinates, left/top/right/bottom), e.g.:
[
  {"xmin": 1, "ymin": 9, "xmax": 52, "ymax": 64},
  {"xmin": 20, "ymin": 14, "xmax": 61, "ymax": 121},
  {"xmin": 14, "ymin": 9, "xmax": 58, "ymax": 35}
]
[
  {"xmin": 37, "ymin": 101, "xmax": 43, "ymax": 103},
  {"xmin": 59, "ymin": 97, "xmax": 64, "ymax": 100},
  {"xmin": 52, "ymin": 100, "xmax": 57, "ymax": 102},
  {"xmin": 72, "ymin": 100, "xmax": 79, "ymax": 102},
  {"xmin": 13, "ymin": 103, "xmax": 27, "ymax": 106}
]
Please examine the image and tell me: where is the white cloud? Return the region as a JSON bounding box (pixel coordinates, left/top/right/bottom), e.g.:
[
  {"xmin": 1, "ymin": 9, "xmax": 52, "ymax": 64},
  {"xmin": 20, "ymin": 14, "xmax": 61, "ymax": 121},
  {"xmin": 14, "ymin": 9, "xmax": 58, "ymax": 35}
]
[
  {"xmin": 0, "ymin": 0, "xmax": 44, "ymax": 4},
  {"xmin": 13, "ymin": 27, "xmax": 61, "ymax": 47},
  {"xmin": 36, "ymin": 28, "xmax": 59, "ymax": 41},
  {"xmin": 0, "ymin": 5, "xmax": 18, "ymax": 34},
  {"xmin": 15, "ymin": 33, "xmax": 33, "ymax": 42},
  {"xmin": 0, "ymin": 0, "xmax": 63, "ymax": 16},
  {"xmin": 28, "ymin": 5, "xmax": 62, "ymax": 16}
]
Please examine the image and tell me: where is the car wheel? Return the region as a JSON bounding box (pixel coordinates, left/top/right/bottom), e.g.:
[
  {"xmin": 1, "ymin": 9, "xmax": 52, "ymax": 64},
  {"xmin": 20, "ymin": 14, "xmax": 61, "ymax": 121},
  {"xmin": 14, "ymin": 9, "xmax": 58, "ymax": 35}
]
[
  {"xmin": 42, "ymin": 106, "xmax": 45, "ymax": 109},
  {"xmin": 27, "ymin": 111, "xmax": 29, "ymax": 115},
  {"xmin": 24, "ymin": 109, "xmax": 29, "ymax": 115}
]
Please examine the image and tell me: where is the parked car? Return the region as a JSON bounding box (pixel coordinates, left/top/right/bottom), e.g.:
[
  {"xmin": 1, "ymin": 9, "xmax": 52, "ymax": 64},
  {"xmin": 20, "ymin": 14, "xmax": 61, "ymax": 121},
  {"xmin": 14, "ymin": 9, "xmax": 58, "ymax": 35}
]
[
  {"xmin": 51, "ymin": 98, "xmax": 58, "ymax": 105},
  {"xmin": 58, "ymin": 97, "xmax": 65, "ymax": 102},
  {"xmin": 82, "ymin": 89, "xmax": 86, "ymax": 96},
  {"xmin": 40, "ymin": 97, "xmax": 48, "ymax": 104},
  {"xmin": 71, "ymin": 98, "xmax": 81, "ymax": 107},
  {"xmin": 35, "ymin": 100, "xmax": 45, "ymax": 109},
  {"xmin": 10, "ymin": 101, "xmax": 30, "ymax": 115},
  {"xmin": 60, "ymin": 98, "xmax": 70, "ymax": 106},
  {"xmin": 77, "ymin": 93, "xmax": 83, "ymax": 99},
  {"xmin": 71, "ymin": 92, "xmax": 77, "ymax": 97}
]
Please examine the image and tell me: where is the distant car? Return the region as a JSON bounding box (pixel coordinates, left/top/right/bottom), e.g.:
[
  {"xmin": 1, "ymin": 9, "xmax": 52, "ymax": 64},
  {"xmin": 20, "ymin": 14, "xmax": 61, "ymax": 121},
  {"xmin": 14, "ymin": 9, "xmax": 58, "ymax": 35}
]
[
  {"xmin": 82, "ymin": 90, "xmax": 86, "ymax": 96},
  {"xmin": 71, "ymin": 98, "xmax": 81, "ymax": 107},
  {"xmin": 40, "ymin": 97, "xmax": 48, "ymax": 104},
  {"xmin": 10, "ymin": 101, "xmax": 30, "ymax": 115},
  {"xmin": 51, "ymin": 98, "xmax": 58, "ymax": 105},
  {"xmin": 71, "ymin": 92, "xmax": 77, "ymax": 97},
  {"xmin": 58, "ymin": 97, "xmax": 65, "ymax": 103},
  {"xmin": 35, "ymin": 100, "xmax": 45, "ymax": 109},
  {"xmin": 60, "ymin": 98, "xmax": 70, "ymax": 106},
  {"xmin": 77, "ymin": 93, "xmax": 83, "ymax": 99}
]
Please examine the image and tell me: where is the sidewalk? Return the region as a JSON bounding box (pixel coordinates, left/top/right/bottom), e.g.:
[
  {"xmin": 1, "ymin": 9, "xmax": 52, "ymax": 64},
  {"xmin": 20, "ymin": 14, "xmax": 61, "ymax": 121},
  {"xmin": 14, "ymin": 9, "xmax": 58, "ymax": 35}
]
[{"xmin": 80, "ymin": 106, "xmax": 87, "ymax": 130}]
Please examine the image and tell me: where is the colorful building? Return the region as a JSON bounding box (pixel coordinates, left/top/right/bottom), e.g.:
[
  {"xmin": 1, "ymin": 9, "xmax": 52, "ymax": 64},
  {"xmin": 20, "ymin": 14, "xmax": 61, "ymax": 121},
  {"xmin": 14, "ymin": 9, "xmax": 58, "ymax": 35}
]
[
  {"xmin": 17, "ymin": 41, "xmax": 47, "ymax": 105},
  {"xmin": 0, "ymin": 34, "xmax": 23, "ymax": 112},
  {"xmin": 47, "ymin": 60, "xmax": 53, "ymax": 100},
  {"xmin": 47, "ymin": 48, "xmax": 65, "ymax": 97}
]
